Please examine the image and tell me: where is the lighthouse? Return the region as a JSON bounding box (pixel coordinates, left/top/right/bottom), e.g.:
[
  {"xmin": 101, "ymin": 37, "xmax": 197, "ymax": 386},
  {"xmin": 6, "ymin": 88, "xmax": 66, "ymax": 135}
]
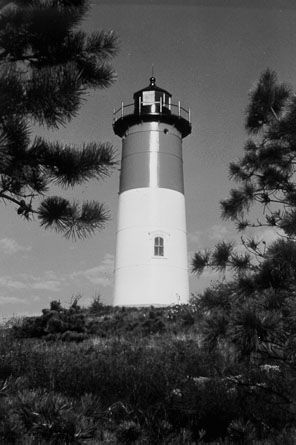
[{"xmin": 113, "ymin": 76, "xmax": 191, "ymax": 306}]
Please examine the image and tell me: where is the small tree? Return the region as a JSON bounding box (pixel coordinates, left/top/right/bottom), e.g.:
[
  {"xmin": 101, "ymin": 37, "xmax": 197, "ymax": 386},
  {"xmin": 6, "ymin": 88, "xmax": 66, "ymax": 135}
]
[{"xmin": 0, "ymin": 0, "xmax": 118, "ymax": 238}]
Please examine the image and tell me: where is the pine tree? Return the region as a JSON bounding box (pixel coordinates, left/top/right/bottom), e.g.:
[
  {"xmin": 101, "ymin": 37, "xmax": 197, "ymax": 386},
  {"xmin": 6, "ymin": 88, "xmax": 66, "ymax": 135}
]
[
  {"xmin": 191, "ymin": 70, "xmax": 296, "ymax": 432},
  {"xmin": 192, "ymin": 68, "xmax": 296, "ymax": 340},
  {"xmin": 221, "ymin": 69, "xmax": 296, "ymax": 240},
  {"xmin": 0, "ymin": 0, "xmax": 118, "ymax": 238},
  {"xmin": 193, "ymin": 69, "xmax": 296, "ymax": 274}
]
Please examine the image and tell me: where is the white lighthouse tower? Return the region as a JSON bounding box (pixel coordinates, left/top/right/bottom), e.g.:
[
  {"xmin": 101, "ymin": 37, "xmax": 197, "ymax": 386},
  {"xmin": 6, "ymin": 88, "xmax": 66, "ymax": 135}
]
[{"xmin": 113, "ymin": 76, "xmax": 191, "ymax": 306}]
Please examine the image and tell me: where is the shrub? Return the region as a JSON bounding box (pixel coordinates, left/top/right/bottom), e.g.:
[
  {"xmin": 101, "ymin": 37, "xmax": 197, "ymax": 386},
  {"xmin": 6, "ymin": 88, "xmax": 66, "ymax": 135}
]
[
  {"xmin": 88, "ymin": 295, "xmax": 104, "ymax": 314},
  {"xmin": 227, "ymin": 419, "xmax": 257, "ymax": 444},
  {"xmin": 11, "ymin": 302, "xmax": 200, "ymax": 342},
  {"xmin": 50, "ymin": 300, "xmax": 63, "ymax": 312},
  {"xmin": 12, "ymin": 301, "xmax": 88, "ymax": 341},
  {"xmin": 0, "ymin": 381, "xmax": 105, "ymax": 444},
  {"xmin": 115, "ymin": 421, "xmax": 142, "ymax": 444}
]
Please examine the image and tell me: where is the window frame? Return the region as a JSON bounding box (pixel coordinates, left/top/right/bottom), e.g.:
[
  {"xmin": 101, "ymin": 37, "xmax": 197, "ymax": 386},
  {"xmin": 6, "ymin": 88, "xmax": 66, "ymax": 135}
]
[
  {"xmin": 149, "ymin": 231, "xmax": 170, "ymax": 259},
  {"xmin": 154, "ymin": 236, "xmax": 164, "ymax": 257}
]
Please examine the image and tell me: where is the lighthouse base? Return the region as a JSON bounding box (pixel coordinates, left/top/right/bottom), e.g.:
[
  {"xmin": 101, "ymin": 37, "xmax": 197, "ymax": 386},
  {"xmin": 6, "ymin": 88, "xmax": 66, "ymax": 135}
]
[
  {"xmin": 113, "ymin": 188, "xmax": 189, "ymax": 307},
  {"xmin": 113, "ymin": 265, "xmax": 189, "ymax": 306}
]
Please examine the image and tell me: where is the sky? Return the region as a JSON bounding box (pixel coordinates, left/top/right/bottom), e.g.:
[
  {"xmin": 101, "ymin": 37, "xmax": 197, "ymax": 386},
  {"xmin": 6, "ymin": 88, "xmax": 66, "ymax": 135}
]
[{"xmin": 1, "ymin": 0, "xmax": 296, "ymax": 319}]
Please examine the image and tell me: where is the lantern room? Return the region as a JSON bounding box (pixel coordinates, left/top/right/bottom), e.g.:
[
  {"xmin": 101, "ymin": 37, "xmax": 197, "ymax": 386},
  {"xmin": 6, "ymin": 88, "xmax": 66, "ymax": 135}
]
[
  {"xmin": 113, "ymin": 76, "xmax": 191, "ymax": 138},
  {"xmin": 133, "ymin": 76, "xmax": 171, "ymax": 115}
]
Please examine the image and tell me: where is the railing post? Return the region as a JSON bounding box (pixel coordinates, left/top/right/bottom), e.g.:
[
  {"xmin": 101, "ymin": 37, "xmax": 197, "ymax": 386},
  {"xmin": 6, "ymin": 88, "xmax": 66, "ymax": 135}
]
[
  {"xmin": 178, "ymin": 101, "xmax": 181, "ymax": 118},
  {"xmin": 160, "ymin": 97, "xmax": 162, "ymax": 113},
  {"xmin": 188, "ymin": 108, "xmax": 191, "ymax": 123},
  {"xmin": 169, "ymin": 97, "xmax": 171, "ymax": 111},
  {"xmin": 121, "ymin": 102, "xmax": 124, "ymax": 118}
]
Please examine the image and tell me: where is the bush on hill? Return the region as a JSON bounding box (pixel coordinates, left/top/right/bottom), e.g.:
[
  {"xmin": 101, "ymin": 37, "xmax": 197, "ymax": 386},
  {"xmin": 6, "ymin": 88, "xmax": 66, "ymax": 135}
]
[{"xmin": 12, "ymin": 300, "xmax": 198, "ymax": 341}]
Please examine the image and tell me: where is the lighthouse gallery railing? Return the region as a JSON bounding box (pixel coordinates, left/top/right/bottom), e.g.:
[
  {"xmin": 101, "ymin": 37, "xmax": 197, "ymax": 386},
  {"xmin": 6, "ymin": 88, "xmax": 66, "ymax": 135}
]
[{"xmin": 113, "ymin": 100, "xmax": 191, "ymax": 125}]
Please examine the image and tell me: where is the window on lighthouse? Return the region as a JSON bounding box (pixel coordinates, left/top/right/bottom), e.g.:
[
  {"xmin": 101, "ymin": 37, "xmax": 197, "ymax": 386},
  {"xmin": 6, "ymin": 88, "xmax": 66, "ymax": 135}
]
[
  {"xmin": 154, "ymin": 236, "xmax": 164, "ymax": 257},
  {"xmin": 143, "ymin": 90, "xmax": 155, "ymax": 105}
]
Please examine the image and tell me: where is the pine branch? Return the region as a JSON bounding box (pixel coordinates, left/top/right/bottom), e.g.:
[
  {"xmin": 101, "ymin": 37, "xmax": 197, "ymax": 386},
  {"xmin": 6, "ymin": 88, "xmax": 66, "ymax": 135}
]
[
  {"xmin": 0, "ymin": 67, "xmax": 25, "ymax": 118},
  {"xmin": 230, "ymin": 252, "xmax": 252, "ymax": 274},
  {"xmin": 76, "ymin": 59, "xmax": 116, "ymax": 89},
  {"xmin": 211, "ymin": 241, "xmax": 234, "ymax": 272},
  {"xmin": 235, "ymin": 219, "xmax": 250, "ymax": 232},
  {"xmin": 0, "ymin": 191, "xmax": 36, "ymax": 218},
  {"xmin": 279, "ymin": 210, "xmax": 296, "ymax": 237},
  {"xmin": 25, "ymin": 63, "xmax": 85, "ymax": 128},
  {"xmin": 38, "ymin": 197, "xmax": 109, "ymax": 239},
  {"xmin": 85, "ymin": 30, "xmax": 119, "ymax": 60},
  {"xmin": 241, "ymin": 236, "xmax": 266, "ymax": 260},
  {"xmin": 34, "ymin": 138, "xmax": 116, "ymax": 187},
  {"xmin": 245, "ymin": 69, "xmax": 291, "ymax": 134},
  {"xmin": 221, "ymin": 184, "xmax": 255, "ymax": 221},
  {"xmin": 192, "ymin": 250, "xmax": 211, "ymax": 275}
]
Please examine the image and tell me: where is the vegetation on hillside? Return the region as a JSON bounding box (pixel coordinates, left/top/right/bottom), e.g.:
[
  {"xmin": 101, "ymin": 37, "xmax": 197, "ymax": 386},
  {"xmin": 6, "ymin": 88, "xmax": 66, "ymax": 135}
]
[
  {"xmin": 0, "ymin": 293, "xmax": 296, "ymax": 444},
  {"xmin": 12, "ymin": 296, "xmax": 196, "ymax": 342}
]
